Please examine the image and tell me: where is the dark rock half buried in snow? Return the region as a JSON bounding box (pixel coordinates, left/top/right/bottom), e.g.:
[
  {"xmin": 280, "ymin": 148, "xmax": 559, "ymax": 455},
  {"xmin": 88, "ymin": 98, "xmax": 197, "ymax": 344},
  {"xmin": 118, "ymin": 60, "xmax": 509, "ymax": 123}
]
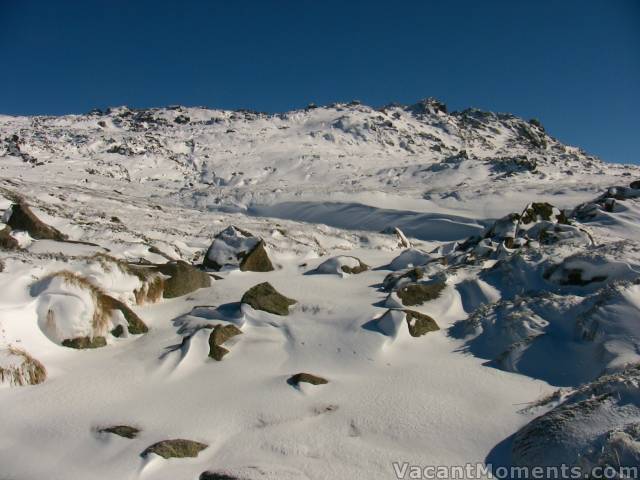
[
  {"xmin": 287, "ymin": 373, "xmax": 328, "ymax": 387},
  {"xmin": 200, "ymin": 465, "xmax": 310, "ymax": 480},
  {"xmin": 376, "ymin": 309, "xmax": 439, "ymax": 339},
  {"xmin": 208, "ymin": 324, "xmax": 243, "ymax": 361},
  {"xmin": 4, "ymin": 201, "xmax": 68, "ymax": 241},
  {"xmin": 241, "ymin": 282, "xmax": 297, "ymax": 316},
  {"xmin": 62, "ymin": 336, "xmax": 107, "ymax": 349},
  {"xmin": 141, "ymin": 439, "xmax": 208, "ymax": 459},
  {"xmin": 98, "ymin": 425, "xmax": 140, "ymax": 439},
  {"xmin": 396, "ymin": 281, "xmax": 446, "ymax": 306},
  {"xmin": 203, "ymin": 226, "xmax": 274, "ymax": 272},
  {"xmin": 154, "ymin": 260, "xmax": 211, "ymax": 298}
]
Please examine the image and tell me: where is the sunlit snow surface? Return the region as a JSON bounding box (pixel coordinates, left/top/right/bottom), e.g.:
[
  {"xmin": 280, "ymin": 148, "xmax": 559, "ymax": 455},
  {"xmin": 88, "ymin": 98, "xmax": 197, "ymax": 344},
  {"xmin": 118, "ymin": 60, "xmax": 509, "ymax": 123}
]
[{"xmin": 0, "ymin": 101, "xmax": 639, "ymax": 478}]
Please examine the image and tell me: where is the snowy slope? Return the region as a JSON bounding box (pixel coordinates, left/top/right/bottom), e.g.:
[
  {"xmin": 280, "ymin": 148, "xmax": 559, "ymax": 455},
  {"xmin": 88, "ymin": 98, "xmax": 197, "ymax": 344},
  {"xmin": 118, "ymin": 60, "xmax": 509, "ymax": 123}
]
[{"xmin": 1, "ymin": 99, "xmax": 640, "ymax": 479}]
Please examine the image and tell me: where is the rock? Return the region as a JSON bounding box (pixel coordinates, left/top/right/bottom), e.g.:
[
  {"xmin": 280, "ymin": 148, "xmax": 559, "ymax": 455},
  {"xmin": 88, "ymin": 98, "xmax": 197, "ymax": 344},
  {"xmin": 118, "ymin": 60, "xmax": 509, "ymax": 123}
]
[
  {"xmin": 383, "ymin": 267, "xmax": 424, "ymax": 291},
  {"xmin": 314, "ymin": 255, "xmax": 369, "ymax": 276},
  {"xmin": 62, "ymin": 336, "xmax": 107, "ymax": 349},
  {"xmin": 204, "ymin": 226, "xmax": 274, "ymax": 272},
  {"xmin": 396, "ymin": 282, "xmax": 445, "ymax": 306},
  {"xmin": 288, "ymin": 373, "xmax": 328, "ymax": 386},
  {"xmin": 528, "ymin": 118, "xmax": 544, "ymax": 131},
  {"xmin": 239, "ymin": 240, "xmax": 274, "ymax": 272},
  {"xmin": 110, "ymin": 325, "xmax": 125, "ymax": 338},
  {"xmin": 200, "ymin": 466, "xmax": 309, "ymax": 479},
  {"xmin": 631, "ymin": 180, "xmax": 640, "ymax": 189},
  {"xmin": 5, "ymin": 201, "xmax": 68, "ymax": 241},
  {"xmin": 141, "ymin": 439, "xmax": 208, "ymax": 459},
  {"xmin": 208, "ymin": 324, "xmax": 243, "ymax": 361},
  {"xmin": 377, "ymin": 309, "xmax": 439, "ymax": 338},
  {"xmin": 101, "ymin": 294, "xmax": 148, "ymax": 335},
  {"xmin": 200, "ymin": 474, "xmax": 239, "ymax": 480},
  {"xmin": 0, "ymin": 346, "xmax": 47, "ymax": 386},
  {"xmin": 174, "ymin": 114, "xmax": 190, "ymax": 124},
  {"xmin": 156, "ymin": 260, "xmax": 211, "ymax": 298},
  {"xmin": 99, "ymin": 425, "xmax": 140, "ymax": 439},
  {"xmin": 241, "ymin": 282, "xmax": 296, "ymax": 316},
  {"xmin": 520, "ymin": 202, "xmax": 567, "ymax": 225},
  {"xmin": 0, "ymin": 226, "xmax": 19, "ymax": 250},
  {"xmin": 404, "ymin": 310, "xmax": 439, "ymax": 337}
]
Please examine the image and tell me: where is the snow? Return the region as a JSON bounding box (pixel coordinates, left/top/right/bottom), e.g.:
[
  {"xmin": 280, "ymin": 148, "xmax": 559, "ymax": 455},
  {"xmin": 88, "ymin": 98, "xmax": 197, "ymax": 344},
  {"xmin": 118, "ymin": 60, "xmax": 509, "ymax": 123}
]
[{"xmin": 1, "ymin": 100, "xmax": 640, "ymax": 478}]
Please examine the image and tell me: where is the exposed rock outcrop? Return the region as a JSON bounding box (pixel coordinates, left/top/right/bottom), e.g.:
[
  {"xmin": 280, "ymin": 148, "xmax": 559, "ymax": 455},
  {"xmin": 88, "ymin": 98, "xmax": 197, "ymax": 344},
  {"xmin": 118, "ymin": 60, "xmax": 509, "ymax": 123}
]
[
  {"xmin": 241, "ymin": 282, "xmax": 297, "ymax": 316},
  {"xmin": 98, "ymin": 425, "xmax": 140, "ymax": 439},
  {"xmin": 141, "ymin": 439, "xmax": 208, "ymax": 459},
  {"xmin": 204, "ymin": 226, "xmax": 274, "ymax": 272},
  {"xmin": 208, "ymin": 324, "xmax": 243, "ymax": 361},
  {"xmin": 288, "ymin": 373, "xmax": 328, "ymax": 386},
  {"xmin": 5, "ymin": 201, "xmax": 68, "ymax": 241},
  {"xmin": 155, "ymin": 260, "xmax": 211, "ymax": 298}
]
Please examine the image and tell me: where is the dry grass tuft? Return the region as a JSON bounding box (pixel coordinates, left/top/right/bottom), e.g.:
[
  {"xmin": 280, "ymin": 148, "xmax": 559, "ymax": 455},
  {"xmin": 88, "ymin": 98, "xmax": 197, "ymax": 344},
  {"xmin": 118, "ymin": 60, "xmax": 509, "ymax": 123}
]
[
  {"xmin": 81, "ymin": 253, "xmax": 165, "ymax": 305},
  {"xmin": 40, "ymin": 270, "xmax": 112, "ymax": 335},
  {"xmin": 133, "ymin": 274, "xmax": 165, "ymax": 305},
  {"xmin": 0, "ymin": 346, "xmax": 47, "ymax": 386},
  {"xmin": 39, "ymin": 270, "xmax": 150, "ymax": 338}
]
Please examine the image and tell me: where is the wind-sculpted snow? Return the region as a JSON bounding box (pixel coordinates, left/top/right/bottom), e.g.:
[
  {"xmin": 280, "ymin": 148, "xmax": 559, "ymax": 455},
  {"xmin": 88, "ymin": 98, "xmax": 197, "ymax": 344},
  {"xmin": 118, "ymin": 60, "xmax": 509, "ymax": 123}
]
[{"xmin": 1, "ymin": 100, "xmax": 640, "ymax": 479}]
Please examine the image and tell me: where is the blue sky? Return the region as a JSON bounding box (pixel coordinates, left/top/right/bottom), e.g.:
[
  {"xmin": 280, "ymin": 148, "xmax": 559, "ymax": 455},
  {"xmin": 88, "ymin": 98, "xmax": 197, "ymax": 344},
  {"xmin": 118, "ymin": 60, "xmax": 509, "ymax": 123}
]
[{"xmin": 1, "ymin": 1, "xmax": 638, "ymax": 163}]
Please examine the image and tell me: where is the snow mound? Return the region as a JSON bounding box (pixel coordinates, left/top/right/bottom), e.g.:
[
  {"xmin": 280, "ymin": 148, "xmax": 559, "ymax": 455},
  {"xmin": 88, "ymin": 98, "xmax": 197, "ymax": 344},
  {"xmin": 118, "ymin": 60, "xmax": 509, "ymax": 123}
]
[
  {"xmin": 313, "ymin": 255, "xmax": 368, "ymax": 276},
  {"xmin": 512, "ymin": 364, "xmax": 640, "ymax": 470},
  {"xmin": 31, "ymin": 271, "xmax": 147, "ymax": 346},
  {"xmin": 451, "ymin": 282, "xmax": 640, "ymax": 386}
]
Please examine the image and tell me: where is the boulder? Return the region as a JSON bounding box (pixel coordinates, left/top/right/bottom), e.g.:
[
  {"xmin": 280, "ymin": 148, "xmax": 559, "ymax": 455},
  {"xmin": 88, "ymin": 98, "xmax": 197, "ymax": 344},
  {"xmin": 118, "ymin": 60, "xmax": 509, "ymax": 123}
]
[
  {"xmin": 239, "ymin": 240, "xmax": 274, "ymax": 272},
  {"xmin": 204, "ymin": 226, "xmax": 274, "ymax": 272},
  {"xmin": 631, "ymin": 180, "xmax": 640, "ymax": 189},
  {"xmin": 208, "ymin": 324, "xmax": 243, "ymax": 361},
  {"xmin": 141, "ymin": 439, "xmax": 208, "ymax": 459},
  {"xmin": 520, "ymin": 202, "xmax": 567, "ymax": 225},
  {"xmin": 396, "ymin": 282, "xmax": 445, "ymax": 306},
  {"xmin": 288, "ymin": 373, "xmax": 328, "ymax": 386},
  {"xmin": 5, "ymin": 201, "xmax": 68, "ymax": 241},
  {"xmin": 155, "ymin": 260, "xmax": 211, "ymax": 298},
  {"xmin": 62, "ymin": 336, "xmax": 107, "ymax": 349},
  {"xmin": 200, "ymin": 474, "xmax": 240, "ymax": 480},
  {"xmin": 382, "ymin": 267, "xmax": 424, "ymax": 291},
  {"xmin": 377, "ymin": 309, "xmax": 439, "ymax": 339},
  {"xmin": 101, "ymin": 294, "xmax": 148, "ymax": 335},
  {"xmin": 99, "ymin": 425, "xmax": 140, "ymax": 439},
  {"xmin": 404, "ymin": 310, "xmax": 440, "ymax": 337},
  {"xmin": 241, "ymin": 282, "xmax": 297, "ymax": 316}
]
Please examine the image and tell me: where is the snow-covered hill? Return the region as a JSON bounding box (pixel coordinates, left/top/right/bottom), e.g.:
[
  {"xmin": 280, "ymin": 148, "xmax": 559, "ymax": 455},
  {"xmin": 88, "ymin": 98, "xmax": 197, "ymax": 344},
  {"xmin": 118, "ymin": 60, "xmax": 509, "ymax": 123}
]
[{"xmin": 1, "ymin": 100, "xmax": 639, "ymax": 479}]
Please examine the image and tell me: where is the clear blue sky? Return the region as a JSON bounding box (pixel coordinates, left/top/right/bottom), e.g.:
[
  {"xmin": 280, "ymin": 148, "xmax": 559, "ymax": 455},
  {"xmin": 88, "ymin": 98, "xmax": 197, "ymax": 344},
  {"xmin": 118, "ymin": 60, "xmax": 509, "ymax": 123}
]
[{"xmin": 1, "ymin": 1, "xmax": 638, "ymax": 164}]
